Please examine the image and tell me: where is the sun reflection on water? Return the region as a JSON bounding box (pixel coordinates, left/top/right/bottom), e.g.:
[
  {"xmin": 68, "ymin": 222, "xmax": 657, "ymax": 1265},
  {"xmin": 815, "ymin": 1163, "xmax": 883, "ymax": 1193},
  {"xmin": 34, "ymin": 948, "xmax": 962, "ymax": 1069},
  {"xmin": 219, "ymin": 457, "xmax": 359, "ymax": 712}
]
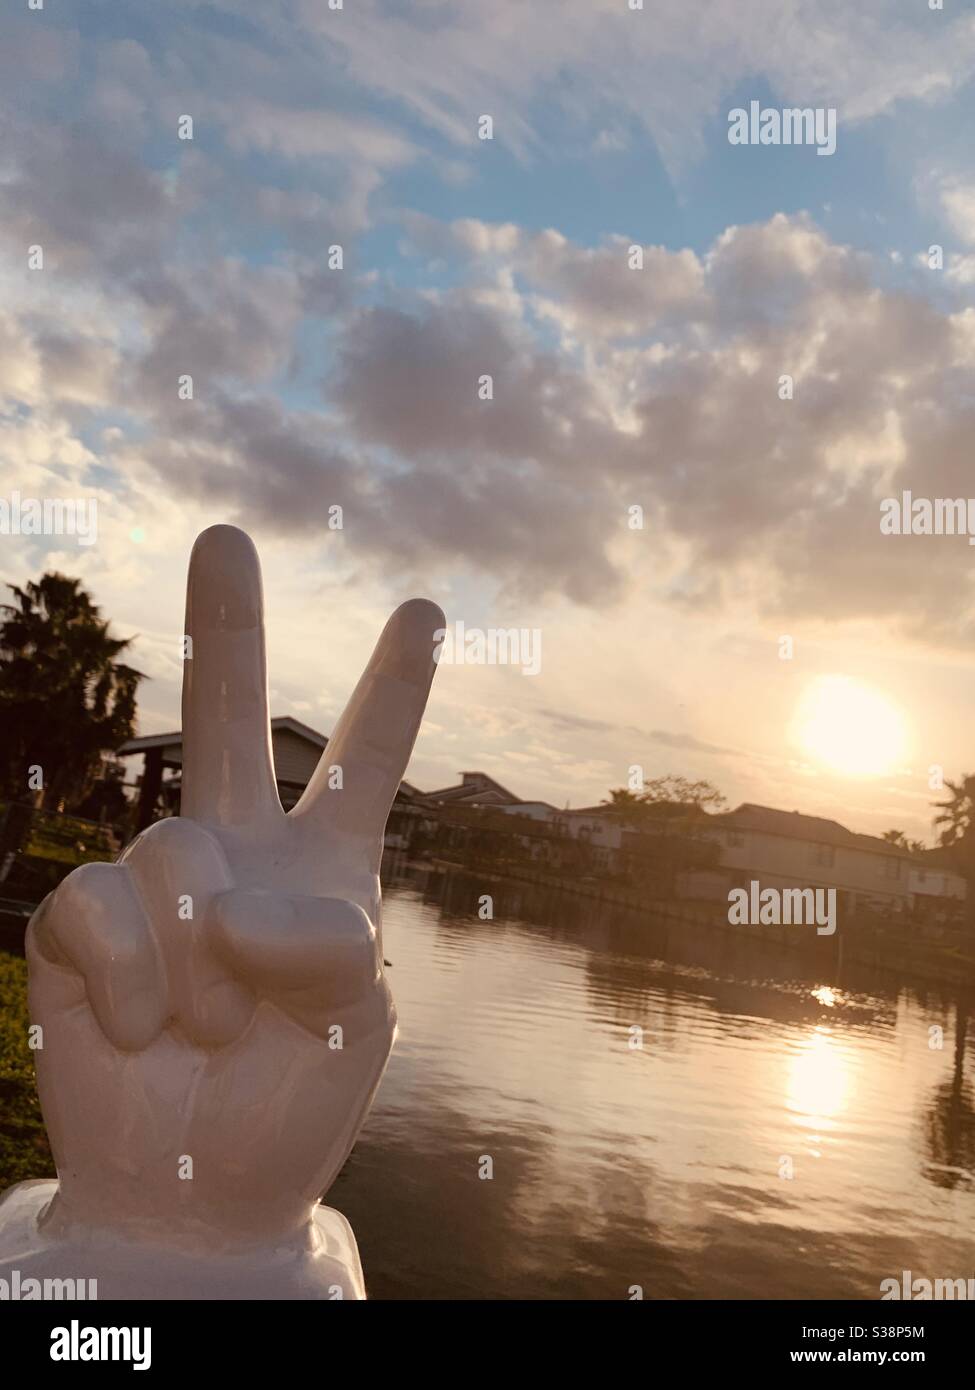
[{"xmin": 787, "ymin": 1027, "xmax": 852, "ymax": 1127}]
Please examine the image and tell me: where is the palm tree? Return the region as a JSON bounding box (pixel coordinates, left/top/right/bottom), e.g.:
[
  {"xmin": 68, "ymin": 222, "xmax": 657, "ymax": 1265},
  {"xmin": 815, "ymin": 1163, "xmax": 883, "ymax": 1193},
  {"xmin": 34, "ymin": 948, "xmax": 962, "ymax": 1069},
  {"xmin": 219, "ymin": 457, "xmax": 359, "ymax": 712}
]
[
  {"xmin": 0, "ymin": 573, "xmax": 144, "ymax": 811},
  {"xmin": 933, "ymin": 776, "xmax": 975, "ymax": 848},
  {"xmin": 882, "ymin": 829, "xmax": 925, "ymax": 854},
  {"xmin": 932, "ymin": 776, "xmax": 975, "ymax": 925}
]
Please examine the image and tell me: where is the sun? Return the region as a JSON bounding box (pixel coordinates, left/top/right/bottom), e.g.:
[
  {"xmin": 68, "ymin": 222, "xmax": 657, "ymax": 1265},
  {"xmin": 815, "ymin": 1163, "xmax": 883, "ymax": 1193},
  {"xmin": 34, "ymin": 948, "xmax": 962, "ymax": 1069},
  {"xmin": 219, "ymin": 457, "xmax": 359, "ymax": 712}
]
[{"xmin": 793, "ymin": 675, "xmax": 907, "ymax": 777}]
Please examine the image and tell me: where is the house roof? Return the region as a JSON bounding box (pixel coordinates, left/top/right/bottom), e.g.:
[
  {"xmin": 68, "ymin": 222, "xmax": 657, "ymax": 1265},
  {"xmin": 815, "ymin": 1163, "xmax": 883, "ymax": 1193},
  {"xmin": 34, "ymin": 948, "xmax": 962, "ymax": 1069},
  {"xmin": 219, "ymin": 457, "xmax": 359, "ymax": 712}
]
[
  {"xmin": 397, "ymin": 780, "xmax": 426, "ymax": 801},
  {"xmin": 424, "ymin": 771, "xmax": 521, "ymax": 804},
  {"xmin": 118, "ymin": 717, "xmax": 426, "ymax": 803},
  {"xmin": 710, "ymin": 802, "xmax": 915, "ymax": 859},
  {"xmin": 118, "ymin": 715, "xmax": 329, "ymax": 756}
]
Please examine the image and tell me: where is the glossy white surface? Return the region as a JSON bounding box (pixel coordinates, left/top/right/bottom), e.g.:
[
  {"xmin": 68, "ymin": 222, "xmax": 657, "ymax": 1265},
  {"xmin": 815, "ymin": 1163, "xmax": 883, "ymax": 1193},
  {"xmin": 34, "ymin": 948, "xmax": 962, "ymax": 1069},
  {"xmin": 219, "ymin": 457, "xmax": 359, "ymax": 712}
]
[
  {"xmin": 0, "ymin": 1180, "xmax": 365, "ymax": 1300},
  {"xmin": 0, "ymin": 524, "xmax": 444, "ymax": 1299}
]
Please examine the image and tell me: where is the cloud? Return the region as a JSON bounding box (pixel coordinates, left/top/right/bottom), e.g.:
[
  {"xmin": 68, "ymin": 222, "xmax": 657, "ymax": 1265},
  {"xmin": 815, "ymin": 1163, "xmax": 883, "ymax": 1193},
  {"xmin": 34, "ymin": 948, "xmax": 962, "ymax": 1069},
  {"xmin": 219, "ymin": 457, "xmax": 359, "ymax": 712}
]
[
  {"xmin": 541, "ymin": 708, "xmax": 738, "ymax": 758},
  {"xmin": 312, "ymin": 0, "xmax": 975, "ymax": 169},
  {"xmin": 939, "ymin": 179, "xmax": 975, "ymax": 246},
  {"xmin": 646, "ymin": 729, "xmax": 741, "ymax": 758},
  {"xmin": 11, "ymin": 177, "xmax": 975, "ymax": 643},
  {"xmin": 401, "ymin": 215, "xmax": 708, "ymax": 339},
  {"xmin": 217, "ymin": 101, "xmax": 416, "ymax": 168},
  {"xmin": 0, "ymin": 120, "xmax": 175, "ymax": 276},
  {"xmin": 6, "ymin": 3, "xmax": 975, "ymax": 651}
]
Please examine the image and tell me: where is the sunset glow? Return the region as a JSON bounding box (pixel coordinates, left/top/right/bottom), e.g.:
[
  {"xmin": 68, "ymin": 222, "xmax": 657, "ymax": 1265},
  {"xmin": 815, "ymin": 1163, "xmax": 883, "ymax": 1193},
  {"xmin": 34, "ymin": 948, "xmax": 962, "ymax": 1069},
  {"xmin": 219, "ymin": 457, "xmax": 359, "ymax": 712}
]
[{"xmin": 794, "ymin": 676, "xmax": 908, "ymax": 778}]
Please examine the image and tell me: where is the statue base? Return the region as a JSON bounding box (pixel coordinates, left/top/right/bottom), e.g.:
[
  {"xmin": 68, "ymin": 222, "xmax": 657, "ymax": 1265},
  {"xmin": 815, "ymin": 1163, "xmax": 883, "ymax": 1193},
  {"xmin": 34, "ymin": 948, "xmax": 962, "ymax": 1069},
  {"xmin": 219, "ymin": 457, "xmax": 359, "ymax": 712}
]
[{"xmin": 0, "ymin": 1181, "xmax": 366, "ymax": 1300}]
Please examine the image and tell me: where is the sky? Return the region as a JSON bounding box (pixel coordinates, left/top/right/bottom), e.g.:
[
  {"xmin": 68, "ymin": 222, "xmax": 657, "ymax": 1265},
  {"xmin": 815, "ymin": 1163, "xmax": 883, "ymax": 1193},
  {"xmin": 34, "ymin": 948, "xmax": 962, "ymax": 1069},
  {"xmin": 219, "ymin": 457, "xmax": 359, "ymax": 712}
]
[{"xmin": 3, "ymin": 0, "xmax": 975, "ymax": 841}]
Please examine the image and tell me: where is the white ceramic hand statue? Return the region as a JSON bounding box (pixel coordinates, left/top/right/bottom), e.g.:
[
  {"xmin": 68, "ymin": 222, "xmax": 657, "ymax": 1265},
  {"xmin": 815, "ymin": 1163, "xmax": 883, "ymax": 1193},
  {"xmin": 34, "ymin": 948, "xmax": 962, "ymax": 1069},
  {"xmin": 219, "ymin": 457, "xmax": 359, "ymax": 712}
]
[{"xmin": 0, "ymin": 525, "xmax": 444, "ymax": 1298}]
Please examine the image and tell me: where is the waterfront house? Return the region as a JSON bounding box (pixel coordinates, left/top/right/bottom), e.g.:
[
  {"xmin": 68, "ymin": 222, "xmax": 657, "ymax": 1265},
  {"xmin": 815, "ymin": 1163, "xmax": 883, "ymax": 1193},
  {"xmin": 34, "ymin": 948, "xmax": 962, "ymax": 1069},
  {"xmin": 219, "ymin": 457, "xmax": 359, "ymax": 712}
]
[
  {"xmin": 118, "ymin": 718, "xmax": 420, "ymax": 838},
  {"xmin": 702, "ymin": 803, "xmax": 921, "ymax": 914},
  {"xmin": 907, "ymin": 848, "xmax": 967, "ymax": 917}
]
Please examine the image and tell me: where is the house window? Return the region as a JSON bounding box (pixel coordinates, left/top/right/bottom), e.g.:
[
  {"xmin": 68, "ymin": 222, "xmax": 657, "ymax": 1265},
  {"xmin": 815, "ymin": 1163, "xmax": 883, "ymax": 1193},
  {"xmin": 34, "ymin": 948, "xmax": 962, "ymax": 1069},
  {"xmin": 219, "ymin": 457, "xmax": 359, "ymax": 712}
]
[
  {"xmin": 727, "ymin": 831, "xmax": 745, "ymax": 848},
  {"xmin": 884, "ymin": 857, "xmax": 900, "ymax": 880},
  {"xmin": 812, "ymin": 844, "xmax": 834, "ymax": 868}
]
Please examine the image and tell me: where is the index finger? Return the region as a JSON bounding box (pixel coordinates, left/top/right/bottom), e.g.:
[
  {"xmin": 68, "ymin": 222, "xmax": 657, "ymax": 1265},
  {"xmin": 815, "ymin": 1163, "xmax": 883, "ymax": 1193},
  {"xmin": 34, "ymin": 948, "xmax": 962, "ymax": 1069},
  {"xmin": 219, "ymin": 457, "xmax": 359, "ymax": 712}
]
[{"xmin": 181, "ymin": 524, "xmax": 282, "ymax": 828}]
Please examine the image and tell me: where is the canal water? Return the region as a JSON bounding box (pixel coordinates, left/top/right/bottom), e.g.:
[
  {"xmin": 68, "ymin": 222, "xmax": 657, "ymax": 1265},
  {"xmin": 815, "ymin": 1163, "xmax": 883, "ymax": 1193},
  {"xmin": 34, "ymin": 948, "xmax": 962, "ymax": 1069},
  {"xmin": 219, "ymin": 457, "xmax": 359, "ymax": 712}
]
[{"xmin": 329, "ymin": 863, "xmax": 975, "ymax": 1299}]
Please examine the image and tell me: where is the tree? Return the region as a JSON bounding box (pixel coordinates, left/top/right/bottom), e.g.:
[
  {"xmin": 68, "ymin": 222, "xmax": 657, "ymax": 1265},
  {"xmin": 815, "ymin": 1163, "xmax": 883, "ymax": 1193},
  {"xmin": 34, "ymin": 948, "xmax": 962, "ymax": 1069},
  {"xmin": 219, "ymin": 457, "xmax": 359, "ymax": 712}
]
[
  {"xmin": 602, "ymin": 775, "xmax": 726, "ymax": 823},
  {"xmin": 0, "ymin": 574, "xmax": 144, "ymax": 811},
  {"xmin": 931, "ymin": 776, "xmax": 975, "ymax": 924},
  {"xmin": 882, "ymin": 829, "xmax": 925, "ymax": 855},
  {"xmin": 933, "ymin": 776, "xmax": 975, "ymax": 850},
  {"xmin": 74, "ymin": 758, "xmax": 132, "ymax": 825},
  {"xmin": 641, "ymin": 776, "xmax": 726, "ymax": 815},
  {"xmin": 602, "ymin": 776, "xmax": 724, "ymax": 889}
]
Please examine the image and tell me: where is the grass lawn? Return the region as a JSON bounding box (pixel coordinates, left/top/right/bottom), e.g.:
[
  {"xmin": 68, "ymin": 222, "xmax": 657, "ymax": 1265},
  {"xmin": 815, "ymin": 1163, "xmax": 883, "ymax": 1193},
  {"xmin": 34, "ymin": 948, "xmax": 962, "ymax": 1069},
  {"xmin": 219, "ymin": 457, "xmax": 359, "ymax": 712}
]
[
  {"xmin": 23, "ymin": 816, "xmax": 117, "ymax": 865},
  {"xmin": 0, "ymin": 949, "xmax": 54, "ymax": 1189}
]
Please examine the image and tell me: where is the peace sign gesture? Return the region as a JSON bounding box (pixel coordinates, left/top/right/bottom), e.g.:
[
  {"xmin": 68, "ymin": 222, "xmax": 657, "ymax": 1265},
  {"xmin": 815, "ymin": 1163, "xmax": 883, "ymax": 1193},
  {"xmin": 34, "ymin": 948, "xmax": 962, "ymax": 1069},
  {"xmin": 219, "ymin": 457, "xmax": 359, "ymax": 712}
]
[{"xmin": 17, "ymin": 525, "xmax": 444, "ymax": 1296}]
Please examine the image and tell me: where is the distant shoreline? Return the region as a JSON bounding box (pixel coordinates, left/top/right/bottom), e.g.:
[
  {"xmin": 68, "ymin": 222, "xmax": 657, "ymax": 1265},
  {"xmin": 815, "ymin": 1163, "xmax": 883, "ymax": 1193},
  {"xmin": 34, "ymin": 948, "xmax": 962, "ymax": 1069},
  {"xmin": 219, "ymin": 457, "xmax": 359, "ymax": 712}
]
[{"xmin": 410, "ymin": 856, "xmax": 975, "ymax": 991}]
